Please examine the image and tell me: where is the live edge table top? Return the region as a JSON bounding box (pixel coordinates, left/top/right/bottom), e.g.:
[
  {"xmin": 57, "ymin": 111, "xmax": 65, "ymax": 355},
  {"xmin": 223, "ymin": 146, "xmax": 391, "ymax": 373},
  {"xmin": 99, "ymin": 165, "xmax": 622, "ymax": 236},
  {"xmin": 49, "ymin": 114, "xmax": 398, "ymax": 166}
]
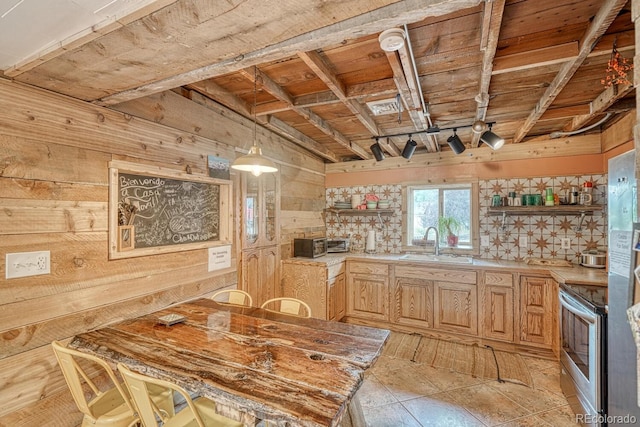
[{"xmin": 69, "ymin": 298, "xmax": 390, "ymax": 427}]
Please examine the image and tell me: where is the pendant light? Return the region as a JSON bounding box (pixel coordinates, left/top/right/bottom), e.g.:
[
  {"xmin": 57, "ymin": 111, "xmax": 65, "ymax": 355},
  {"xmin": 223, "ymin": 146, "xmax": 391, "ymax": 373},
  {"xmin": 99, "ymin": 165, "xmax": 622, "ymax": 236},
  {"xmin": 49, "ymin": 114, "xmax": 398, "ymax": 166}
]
[{"xmin": 231, "ymin": 66, "xmax": 277, "ymax": 177}]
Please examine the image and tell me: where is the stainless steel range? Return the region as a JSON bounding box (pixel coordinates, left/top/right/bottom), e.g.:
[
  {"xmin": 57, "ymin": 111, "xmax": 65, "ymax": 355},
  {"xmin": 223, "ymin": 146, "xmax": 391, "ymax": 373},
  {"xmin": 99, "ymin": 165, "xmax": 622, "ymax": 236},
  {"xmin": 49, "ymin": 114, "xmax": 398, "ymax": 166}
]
[{"xmin": 559, "ymin": 282, "xmax": 607, "ymax": 426}]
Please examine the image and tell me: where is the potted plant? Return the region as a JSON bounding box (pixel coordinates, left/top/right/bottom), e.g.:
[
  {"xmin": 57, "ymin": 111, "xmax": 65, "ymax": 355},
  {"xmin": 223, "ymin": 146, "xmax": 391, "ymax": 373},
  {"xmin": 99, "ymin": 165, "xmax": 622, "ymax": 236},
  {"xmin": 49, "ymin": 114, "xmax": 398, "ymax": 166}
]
[{"xmin": 438, "ymin": 216, "xmax": 461, "ymax": 247}]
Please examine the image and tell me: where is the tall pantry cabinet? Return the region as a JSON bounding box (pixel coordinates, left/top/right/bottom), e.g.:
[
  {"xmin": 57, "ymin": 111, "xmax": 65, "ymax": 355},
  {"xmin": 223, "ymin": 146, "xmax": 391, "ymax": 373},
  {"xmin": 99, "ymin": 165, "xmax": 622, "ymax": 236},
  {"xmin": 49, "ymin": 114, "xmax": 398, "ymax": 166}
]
[{"xmin": 239, "ymin": 172, "xmax": 280, "ymax": 306}]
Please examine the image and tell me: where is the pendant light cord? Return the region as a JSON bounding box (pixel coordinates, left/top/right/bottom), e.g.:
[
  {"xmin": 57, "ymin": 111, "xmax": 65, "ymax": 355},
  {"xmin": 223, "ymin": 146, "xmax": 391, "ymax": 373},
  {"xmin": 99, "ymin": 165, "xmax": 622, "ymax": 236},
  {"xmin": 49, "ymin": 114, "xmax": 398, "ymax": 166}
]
[{"xmin": 253, "ymin": 66, "xmax": 258, "ymax": 146}]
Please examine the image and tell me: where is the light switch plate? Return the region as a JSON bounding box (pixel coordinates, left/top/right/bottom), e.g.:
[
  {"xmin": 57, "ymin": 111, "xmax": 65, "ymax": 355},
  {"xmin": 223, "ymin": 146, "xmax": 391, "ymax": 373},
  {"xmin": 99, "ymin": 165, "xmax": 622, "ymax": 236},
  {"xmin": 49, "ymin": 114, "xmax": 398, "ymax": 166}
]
[
  {"xmin": 481, "ymin": 235, "xmax": 490, "ymax": 247},
  {"xmin": 6, "ymin": 251, "xmax": 50, "ymax": 279},
  {"xmin": 561, "ymin": 238, "xmax": 571, "ymax": 250},
  {"xmin": 519, "ymin": 236, "xmax": 528, "ymax": 248}
]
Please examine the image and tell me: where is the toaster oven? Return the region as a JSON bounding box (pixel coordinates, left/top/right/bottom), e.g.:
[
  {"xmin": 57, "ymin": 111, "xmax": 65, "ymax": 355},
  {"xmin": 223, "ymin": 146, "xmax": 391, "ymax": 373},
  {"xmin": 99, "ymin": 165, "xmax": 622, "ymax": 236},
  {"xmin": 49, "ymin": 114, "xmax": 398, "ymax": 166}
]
[
  {"xmin": 327, "ymin": 238, "xmax": 350, "ymax": 253},
  {"xmin": 293, "ymin": 238, "xmax": 327, "ymax": 258}
]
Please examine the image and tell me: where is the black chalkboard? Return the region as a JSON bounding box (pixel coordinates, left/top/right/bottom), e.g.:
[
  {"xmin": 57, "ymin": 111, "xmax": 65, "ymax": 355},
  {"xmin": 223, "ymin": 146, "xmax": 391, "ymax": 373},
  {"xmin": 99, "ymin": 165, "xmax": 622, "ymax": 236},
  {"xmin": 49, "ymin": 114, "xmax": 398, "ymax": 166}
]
[{"xmin": 118, "ymin": 172, "xmax": 220, "ymax": 248}]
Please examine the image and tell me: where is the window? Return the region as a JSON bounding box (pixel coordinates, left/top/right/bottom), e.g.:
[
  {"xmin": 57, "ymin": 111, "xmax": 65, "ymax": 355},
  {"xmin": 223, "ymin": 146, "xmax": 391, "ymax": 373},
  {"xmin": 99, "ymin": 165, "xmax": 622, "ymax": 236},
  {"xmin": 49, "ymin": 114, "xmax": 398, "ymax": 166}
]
[{"xmin": 405, "ymin": 183, "xmax": 477, "ymax": 251}]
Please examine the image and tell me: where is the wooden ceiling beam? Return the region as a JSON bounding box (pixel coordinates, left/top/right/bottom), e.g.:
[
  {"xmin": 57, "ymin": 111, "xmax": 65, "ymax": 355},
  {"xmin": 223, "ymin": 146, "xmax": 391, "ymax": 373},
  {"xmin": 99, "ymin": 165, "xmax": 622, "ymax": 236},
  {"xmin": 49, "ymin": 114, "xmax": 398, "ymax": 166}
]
[
  {"xmin": 240, "ymin": 66, "xmax": 371, "ymax": 160},
  {"xmin": 298, "ymin": 50, "xmax": 400, "ymax": 156},
  {"xmin": 265, "ymin": 116, "xmax": 340, "ymax": 163},
  {"xmin": 96, "ymin": 0, "xmax": 483, "ymax": 106},
  {"xmin": 513, "ymin": 0, "xmax": 629, "ymax": 143},
  {"xmin": 384, "ymin": 50, "xmax": 434, "ymax": 150},
  {"xmin": 564, "ymin": 82, "xmax": 634, "ymax": 132},
  {"xmin": 186, "ymin": 76, "xmax": 341, "ymax": 163},
  {"xmin": 471, "ymin": 0, "xmax": 505, "ymax": 148}
]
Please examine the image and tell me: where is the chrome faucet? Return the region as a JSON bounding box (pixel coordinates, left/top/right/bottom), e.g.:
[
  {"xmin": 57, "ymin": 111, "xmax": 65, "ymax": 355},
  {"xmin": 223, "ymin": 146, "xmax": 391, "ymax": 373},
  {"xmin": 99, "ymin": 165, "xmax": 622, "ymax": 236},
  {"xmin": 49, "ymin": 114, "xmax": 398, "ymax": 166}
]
[{"xmin": 424, "ymin": 226, "xmax": 439, "ymax": 256}]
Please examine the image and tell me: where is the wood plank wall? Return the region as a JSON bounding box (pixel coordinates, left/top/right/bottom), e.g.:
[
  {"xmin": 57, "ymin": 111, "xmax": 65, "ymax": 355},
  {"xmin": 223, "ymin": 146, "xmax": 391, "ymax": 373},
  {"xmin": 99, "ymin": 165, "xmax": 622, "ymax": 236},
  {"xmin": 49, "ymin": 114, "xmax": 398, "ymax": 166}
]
[{"xmin": 0, "ymin": 79, "xmax": 325, "ymax": 426}]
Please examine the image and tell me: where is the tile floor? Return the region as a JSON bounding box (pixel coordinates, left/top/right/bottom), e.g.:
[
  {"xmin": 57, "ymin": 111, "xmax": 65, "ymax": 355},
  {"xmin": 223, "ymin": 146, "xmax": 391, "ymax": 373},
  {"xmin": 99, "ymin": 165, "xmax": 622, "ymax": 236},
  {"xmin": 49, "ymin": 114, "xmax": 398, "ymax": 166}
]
[{"xmin": 358, "ymin": 352, "xmax": 578, "ymax": 426}]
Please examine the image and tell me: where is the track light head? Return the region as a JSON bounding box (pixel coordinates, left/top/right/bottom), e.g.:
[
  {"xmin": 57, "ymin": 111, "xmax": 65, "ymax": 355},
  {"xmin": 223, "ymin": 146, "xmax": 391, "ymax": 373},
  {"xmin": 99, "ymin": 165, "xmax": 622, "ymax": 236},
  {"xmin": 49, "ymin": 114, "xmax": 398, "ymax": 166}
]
[
  {"xmin": 370, "ymin": 140, "xmax": 385, "ymax": 161},
  {"xmin": 402, "ymin": 136, "xmax": 417, "ymax": 159},
  {"xmin": 446, "ymin": 130, "xmax": 466, "ymax": 154},
  {"xmin": 480, "ymin": 124, "xmax": 504, "ymax": 150}
]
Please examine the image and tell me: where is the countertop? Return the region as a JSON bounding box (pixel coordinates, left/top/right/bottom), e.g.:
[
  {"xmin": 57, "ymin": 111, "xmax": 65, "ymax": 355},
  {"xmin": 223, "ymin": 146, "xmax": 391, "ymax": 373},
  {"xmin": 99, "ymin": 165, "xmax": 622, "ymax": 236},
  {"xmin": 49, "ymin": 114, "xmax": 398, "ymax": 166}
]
[{"xmin": 284, "ymin": 253, "xmax": 608, "ymax": 287}]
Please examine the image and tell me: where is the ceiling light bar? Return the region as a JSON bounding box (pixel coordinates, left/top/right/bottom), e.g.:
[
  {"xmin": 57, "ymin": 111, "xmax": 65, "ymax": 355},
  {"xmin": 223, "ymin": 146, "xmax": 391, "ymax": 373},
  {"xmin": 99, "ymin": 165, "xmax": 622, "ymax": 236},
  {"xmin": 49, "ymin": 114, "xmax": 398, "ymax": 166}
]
[{"xmin": 372, "ymin": 122, "xmax": 496, "ymax": 140}]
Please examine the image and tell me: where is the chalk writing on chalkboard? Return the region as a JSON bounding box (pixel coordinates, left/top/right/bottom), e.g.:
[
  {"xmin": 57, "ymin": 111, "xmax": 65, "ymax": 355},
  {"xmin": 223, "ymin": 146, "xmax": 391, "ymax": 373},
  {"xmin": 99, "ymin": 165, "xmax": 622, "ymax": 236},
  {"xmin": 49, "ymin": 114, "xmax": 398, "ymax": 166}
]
[{"xmin": 118, "ymin": 173, "xmax": 220, "ymax": 248}]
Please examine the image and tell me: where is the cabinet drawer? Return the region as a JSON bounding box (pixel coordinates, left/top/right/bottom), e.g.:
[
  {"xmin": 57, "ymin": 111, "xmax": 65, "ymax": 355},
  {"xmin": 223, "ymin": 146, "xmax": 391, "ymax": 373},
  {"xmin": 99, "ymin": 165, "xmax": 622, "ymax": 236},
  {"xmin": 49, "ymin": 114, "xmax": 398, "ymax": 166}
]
[
  {"xmin": 327, "ymin": 262, "xmax": 345, "ymax": 279},
  {"xmin": 395, "ymin": 265, "xmax": 476, "ymax": 284},
  {"xmin": 483, "ymin": 271, "xmax": 513, "ymax": 287},
  {"xmin": 347, "ymin": 261, "xmax": 388, "ymax": 276}
]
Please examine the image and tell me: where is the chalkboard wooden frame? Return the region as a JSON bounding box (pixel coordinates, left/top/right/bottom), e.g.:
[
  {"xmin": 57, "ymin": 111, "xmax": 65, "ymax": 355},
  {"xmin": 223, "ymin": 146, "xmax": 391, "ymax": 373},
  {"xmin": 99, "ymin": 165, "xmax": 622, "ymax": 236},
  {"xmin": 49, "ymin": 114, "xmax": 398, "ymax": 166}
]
[{"xmin": 108, "ymin": 160, "xmax": 232, "ymax": 260}]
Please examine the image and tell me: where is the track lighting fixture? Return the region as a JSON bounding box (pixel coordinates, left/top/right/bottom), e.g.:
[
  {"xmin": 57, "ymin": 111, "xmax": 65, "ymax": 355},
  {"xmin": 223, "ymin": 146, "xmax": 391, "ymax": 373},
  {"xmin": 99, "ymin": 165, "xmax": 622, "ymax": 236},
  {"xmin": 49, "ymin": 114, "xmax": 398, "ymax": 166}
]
[
  {"xmin": 401, "ymin": 136, "xmax": 417, "ymax": 159},
  {"xmin": 447, "ymin": 129, "xmax": 466, "ymax": 154},
  {"xmin": 370, "ymin": 140, "xmax": 385, "ymax": 161},
  {"xmin": 480, "ymin": 123, "xmax": 505, "ymax": 150},
  {"xmin": 369, "ymin": 120, "xmax": 501, "ymax": 159}
]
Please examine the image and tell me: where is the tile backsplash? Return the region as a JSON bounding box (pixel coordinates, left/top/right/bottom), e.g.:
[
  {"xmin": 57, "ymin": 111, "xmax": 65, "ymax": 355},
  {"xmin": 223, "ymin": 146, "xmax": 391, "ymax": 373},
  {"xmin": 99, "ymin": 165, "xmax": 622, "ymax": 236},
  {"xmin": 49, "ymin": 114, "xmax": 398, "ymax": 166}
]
[{"xmin": 325, "ymin": 174, "xmax": 607, "ymax": 263}]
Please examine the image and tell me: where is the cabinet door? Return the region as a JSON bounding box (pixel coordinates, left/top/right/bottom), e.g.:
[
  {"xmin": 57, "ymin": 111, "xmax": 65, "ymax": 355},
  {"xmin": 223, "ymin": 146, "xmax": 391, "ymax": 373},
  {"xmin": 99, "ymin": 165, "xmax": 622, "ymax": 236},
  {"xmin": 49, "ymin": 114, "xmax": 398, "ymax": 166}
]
[
  {"xmin": 347, "ymin": 273, "xmax": 389, "ymax": 321},
  {"xmin": 241, "ymin": 246, "xmax": 279, "ymax": 307},
  {"xmin": 393, "ymin": 277, "xmax": 434, "ymax": 329},
  {"xmin": 482, "ymin": 285, "xmax": 514, "ymax": 342},
  {"xmin": 519, "ymin": 276, "xmax": 555, "ymax": 348},
  {"xmin": 281, "ymin": 262, "xmax": 327, "ymax": 320},
  {"xmin": 328, "ymin": 273, "xmax": 346, "ymax": 321},
  {"xmin": 243, "ymin": 175, "xmax": 260, "ymax": 248},
  {"xmin": 433, "ymin": 282, "xmax": 478, "ymax": 335}
]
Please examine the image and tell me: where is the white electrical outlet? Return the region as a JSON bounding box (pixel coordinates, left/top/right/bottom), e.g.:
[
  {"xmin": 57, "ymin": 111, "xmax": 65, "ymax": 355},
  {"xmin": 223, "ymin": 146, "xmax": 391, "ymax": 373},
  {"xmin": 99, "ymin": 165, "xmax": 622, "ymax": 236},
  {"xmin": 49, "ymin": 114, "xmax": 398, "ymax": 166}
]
[
  {"xmin": 519, "ymin": 236, "xmax": 528, "ymax": 248},
  {"xmin": 481, "ymin": 235, "xmax": 490, "ymax": 247},
  {"xmin": 561, "ymin": 238, "xmax": 571, "ymax": 250},
  {"xmin": 6, "ymin": 251, "xmax": 50, "ymax": 279}
]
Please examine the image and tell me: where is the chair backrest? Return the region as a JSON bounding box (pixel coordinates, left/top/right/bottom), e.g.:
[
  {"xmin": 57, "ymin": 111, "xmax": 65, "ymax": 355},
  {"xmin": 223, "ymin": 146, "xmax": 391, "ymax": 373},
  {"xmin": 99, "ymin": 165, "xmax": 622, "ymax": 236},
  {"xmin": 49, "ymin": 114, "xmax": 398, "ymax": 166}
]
[
  {"xmin": 51, "ymin": 340, "xmax": 132, "ymax": 418},
  {"xmin": 260, "ymin": 297, "xmax": 312, "ymax": 318},
  {"xmin": 118, "ymin": 363, "xmax": 205, "ymax": 427},
  {"xmin": 211, "ymin": 289, "xmax": 253, "ymax": 307}
]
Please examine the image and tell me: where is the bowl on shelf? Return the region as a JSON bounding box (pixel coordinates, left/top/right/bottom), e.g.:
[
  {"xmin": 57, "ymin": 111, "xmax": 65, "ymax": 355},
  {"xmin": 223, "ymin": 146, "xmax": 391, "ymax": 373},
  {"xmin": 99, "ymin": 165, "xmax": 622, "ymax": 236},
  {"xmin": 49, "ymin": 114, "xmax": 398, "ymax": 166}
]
[
  {"xmin": 366, "ymin": 201, "xmax": 378, "ymax": 209},
  {"xmin": 333, "ymin": 201, "xmax": 352, "ymax": 209},
  {"xmin": 377, "ymin": 200, "xmax": 390, "ymax": 209}
]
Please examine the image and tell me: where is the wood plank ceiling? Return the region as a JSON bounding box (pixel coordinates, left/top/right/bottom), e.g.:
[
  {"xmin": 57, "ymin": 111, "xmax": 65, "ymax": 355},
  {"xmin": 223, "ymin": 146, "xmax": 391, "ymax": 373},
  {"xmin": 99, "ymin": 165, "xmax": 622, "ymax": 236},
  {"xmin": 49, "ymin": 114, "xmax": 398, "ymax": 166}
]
[{"xmin": 1, "ymin": 0, "xmax": 634, "ymax": 162}]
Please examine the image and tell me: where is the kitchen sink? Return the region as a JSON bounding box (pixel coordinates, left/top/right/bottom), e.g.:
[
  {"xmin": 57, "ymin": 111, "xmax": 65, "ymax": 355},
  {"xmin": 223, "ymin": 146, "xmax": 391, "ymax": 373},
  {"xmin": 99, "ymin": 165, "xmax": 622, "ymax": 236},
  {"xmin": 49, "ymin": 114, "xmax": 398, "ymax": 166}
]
[{"xmin": 399, "ymin": 254, "xmax": 473, "ymax": 264}]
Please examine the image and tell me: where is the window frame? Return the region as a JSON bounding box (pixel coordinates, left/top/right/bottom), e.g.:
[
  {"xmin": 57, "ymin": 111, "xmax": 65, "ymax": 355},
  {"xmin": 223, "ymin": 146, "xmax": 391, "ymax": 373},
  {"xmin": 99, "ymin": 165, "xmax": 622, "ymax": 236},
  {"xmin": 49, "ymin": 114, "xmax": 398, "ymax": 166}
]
[{"xmin": 402, "ymin": 181, "xmax": 480, "ymax": 255}]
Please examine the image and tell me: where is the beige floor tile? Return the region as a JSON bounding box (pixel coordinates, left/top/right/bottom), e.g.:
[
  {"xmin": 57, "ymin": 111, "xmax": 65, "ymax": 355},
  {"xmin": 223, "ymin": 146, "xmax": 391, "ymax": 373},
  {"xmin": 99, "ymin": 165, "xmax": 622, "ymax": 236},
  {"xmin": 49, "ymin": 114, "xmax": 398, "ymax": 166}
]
[
  {"xmin": 529, "ymin": 367, "xmax": 563, "ymax": 396},
  {"xmin": 436, "ymin": 384, "xmax": 531, "ymax": 426},
  {"xmin": 373, "ymin": 365, "xmax": 440, "ymax": 401},
  {"xmin": 401, "ymin": 396, "xmax": 485, "ymax": 426},
  {"xmin": 487, "ymin": 380, "xmax": 568, "ymax": 413},
  {"xmin": 520, "ymin": 355, "xmax": 559, "ymax": 373},
  {"xmin": 495, "ymin": 415, "xmax": 551, "ymax": 427},
  {"xmin": 358, "ymin": 375, "xmax": 398, "ymax": 408},
  {"xmin": 413, "ymin": 363, "xmax": 489, "ymax": 392},
  {"xmin": 534, "ymin": 405, "xmax": 579, "ymax": 426},
  {"xmin": 361, "ymin": 401, "xmax": 422, "ymax": 427}
]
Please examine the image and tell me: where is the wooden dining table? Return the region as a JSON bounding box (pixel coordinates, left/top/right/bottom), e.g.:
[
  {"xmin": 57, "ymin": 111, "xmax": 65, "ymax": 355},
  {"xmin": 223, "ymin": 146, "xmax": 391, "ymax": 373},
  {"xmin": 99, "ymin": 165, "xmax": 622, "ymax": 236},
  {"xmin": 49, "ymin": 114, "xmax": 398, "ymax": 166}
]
[{"xmin": 69, "ymin": 298, "xmax": 389, "ymax": 427}]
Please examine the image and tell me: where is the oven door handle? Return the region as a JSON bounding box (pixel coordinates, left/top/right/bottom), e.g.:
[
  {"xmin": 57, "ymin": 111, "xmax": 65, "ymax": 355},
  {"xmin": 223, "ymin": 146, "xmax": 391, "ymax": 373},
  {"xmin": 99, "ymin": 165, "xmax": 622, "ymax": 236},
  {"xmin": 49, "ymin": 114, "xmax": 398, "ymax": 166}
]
[{"xmin": 559, "ymin": 292, "xmax": 597, "ymax": 324}]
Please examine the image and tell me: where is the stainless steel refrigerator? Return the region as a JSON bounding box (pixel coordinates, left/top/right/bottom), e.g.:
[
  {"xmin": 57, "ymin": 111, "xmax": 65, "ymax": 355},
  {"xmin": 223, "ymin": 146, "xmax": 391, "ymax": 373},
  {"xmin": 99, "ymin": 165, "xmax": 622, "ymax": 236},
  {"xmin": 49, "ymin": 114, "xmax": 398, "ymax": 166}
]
[{"xmin": 608, "ymin": 149, "xmax": 639, "ymax": 422}]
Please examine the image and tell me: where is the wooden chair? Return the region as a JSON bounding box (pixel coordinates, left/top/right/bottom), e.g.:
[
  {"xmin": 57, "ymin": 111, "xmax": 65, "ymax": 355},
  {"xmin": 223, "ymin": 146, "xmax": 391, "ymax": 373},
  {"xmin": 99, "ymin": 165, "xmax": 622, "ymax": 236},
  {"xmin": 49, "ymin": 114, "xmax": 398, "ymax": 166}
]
[
  {"xmin": 51, "ymin": 340, "xmax": 173, "ymax": 427},
  {"xmin": 210, "ymin": 289, "xmax": 253, "ymax": 307},
  {"xmin": 260, "ymin": 297, "xmax": 312, "ymax": 318},
  {"xmin": 117, "ymin": 363, "xmax": 243, "ymax": 427}
]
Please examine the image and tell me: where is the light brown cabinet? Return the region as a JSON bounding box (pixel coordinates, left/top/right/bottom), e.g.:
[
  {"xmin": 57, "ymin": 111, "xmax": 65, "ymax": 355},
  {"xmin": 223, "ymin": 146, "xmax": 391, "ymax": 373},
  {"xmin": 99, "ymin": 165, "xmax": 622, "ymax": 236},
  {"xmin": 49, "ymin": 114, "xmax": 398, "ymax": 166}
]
[
  {"xmin": 346, "ymin": 260, "xmax": 390, "ymax": 321},
  {"xmin": 239, "ymin": 172, "xmax": 280, "ymax": 307},
  {"xmin": 481, "ymin": 271, "xmax": 515, "ymax": 342},
  {"xmin": 242, "ymin": 246, "xmax": 279, "ymax": 306},
  {"xmin": 519, "ymin": 275, "xmax": 557, "ymax": 349},
  {"xmin": 434, "ymin": 281, "xmax": 478, "ymax": 336},
  {"xmin": 393, "ymin": 274, "xmax": 434, "ymax": 329},
  {"xmin": 281, "ymin": 259, "xmax": 345, "ymax": 321}
]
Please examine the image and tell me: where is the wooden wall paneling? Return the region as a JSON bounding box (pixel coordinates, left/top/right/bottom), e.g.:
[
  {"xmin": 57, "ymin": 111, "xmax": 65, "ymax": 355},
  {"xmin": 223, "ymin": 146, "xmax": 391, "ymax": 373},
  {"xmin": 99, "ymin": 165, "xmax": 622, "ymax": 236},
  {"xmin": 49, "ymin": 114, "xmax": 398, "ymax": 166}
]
[
  {"xmin": 0, "ymin": 135, "xmax": 111, "ymax": 184},
  {"xmin": 0, "ymin": 199, "xmax": 107, "ymax": 234},
  {"xmin": 112, "ymin": 90, "xmax": 326, "ymax": 174},
  {"xmin": 0, "ymin": 271, "xmax": 237, "ymax": 359},
  {"xmin": 0, "ymin": 261, "xmax": 225, "ymax": 332},
  {"xmin": 0, "ymin": 233, "xmax": 230, "ymax": 304},
  {"xmin": 0, "ymin": 177, "xmax": 107, "ymax": 202},
  {"xmin": 0, "ymin": 80, "xmax": 212, "ymax": 169},
  {"xmin": 602, "ymin": 109, "xmax": 635, "ymax": 152}
]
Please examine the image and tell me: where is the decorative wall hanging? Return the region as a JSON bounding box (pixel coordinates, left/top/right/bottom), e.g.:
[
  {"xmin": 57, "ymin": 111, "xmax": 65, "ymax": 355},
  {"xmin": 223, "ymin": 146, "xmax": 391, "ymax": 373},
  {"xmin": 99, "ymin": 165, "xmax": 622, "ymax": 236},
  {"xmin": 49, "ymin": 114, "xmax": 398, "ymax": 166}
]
[{"xmin": 601, "ymin": 40, "xmax": 633, "ymax": 88}]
